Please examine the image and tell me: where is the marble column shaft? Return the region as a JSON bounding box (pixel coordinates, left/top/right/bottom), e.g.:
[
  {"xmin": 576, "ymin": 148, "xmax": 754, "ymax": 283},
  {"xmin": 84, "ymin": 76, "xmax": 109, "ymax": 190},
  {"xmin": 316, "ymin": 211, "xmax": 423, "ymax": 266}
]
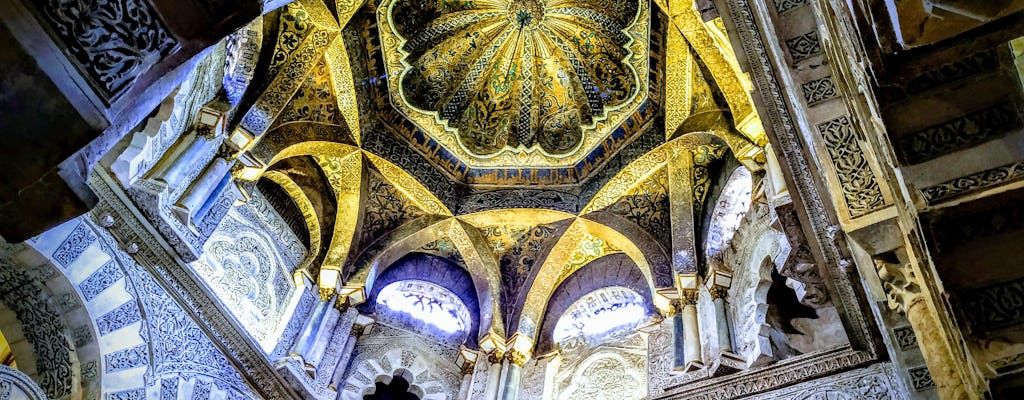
[
  {"xmin": 483, "ymin": 354, "xmax": 503, "ymax": 400},
  {"xmin": 291, "ymin": 299, "xmax": 331, "ymax": 363}
]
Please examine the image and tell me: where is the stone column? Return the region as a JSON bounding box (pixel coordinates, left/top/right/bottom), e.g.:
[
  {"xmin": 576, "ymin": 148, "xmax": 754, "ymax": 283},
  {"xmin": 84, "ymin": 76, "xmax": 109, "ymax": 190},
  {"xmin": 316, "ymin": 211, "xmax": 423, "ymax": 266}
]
[
  {"xmin": 499, "ymin": 351, "xmax": 527, "ymax": 400},
  {"xmin": 483, "ymin": 351, "xmax": 504, "ymax": 400},
  {"xmin": 149, "ymin": 133, "xmax": 210, "ymax": 187},
  {"xmin": 329, "ymin": 318, "xmax": 367, "ymax": 391},
  {"xmin": 876, "ymin": 256, "xmax": 983, "ymax": 400},
  {"xmin": 670, "ymin": 300, "xmax": 687, "ymax": 370},
  {"xmin": 291, "ymin": 296, "xmax": 332, "ymax": 367},
  {"xmin": 457, "ymin": 360, "xmax": 476, "ymax": 400},
  {"xmin": 174, "ymin": 156, "xmax": 231, "ymax": 223},
  {"xmin": 680, "ymin": 289, "xmax": 703, "ymax": 370},
  {"xmin": 708, "ymin": 285, "xmax": 733, "ymax": 353}
]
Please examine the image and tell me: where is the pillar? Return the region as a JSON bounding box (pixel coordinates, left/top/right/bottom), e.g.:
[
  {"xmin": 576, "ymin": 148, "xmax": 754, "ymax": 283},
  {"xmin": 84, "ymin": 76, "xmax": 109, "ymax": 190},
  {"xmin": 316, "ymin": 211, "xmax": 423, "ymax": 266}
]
[
  {"xmin": 483, "ymin": 351, "xmax": 503, "ymax": 400},
  {"xmin": 290, "ymin": 297, "xmax": 332, "ymax": 366},
  {"xmin": 174, "ymin": 157, "xmax": 231, "ymax": 223},
  {"xmin": 329, "ymin": 317, "xmax": 367, "ymax": 391},
  {"xmin": 149, "ymin": 133, "xmax": 210, "ymax": 187},
  {"xmin": 709, "ymin": 286, "xmax": 733, "ymax": 353},
  {"xmin": 875, "ymin": 255, "xmax": 984, "ymax": 400},
  {"xmin": 457, "ymin": 361, "xmax": 476, "ymax": 400},
  {"xmin": 500, "ymin": 351, "xmax": 526, "ymax": 400},
  {"xmin": 680, "ymin": 289, "xmax": 703, "ymax": 370},
  {"xmin": 670, "ymin": 300, "xmax": 687, "ymax": 370}
]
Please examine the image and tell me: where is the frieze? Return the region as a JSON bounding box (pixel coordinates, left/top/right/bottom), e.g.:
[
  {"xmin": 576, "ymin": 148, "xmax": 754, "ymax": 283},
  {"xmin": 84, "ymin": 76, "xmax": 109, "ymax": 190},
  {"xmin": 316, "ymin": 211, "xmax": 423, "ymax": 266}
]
[
  {"xmin": 459, "ymin": 190, "xmax": 580, "ymax": 215},
  {"xmin": 899, "ymin": 102, "xmax": 1023, "ymax": 164},
  {"xmin": 920, "ymin": 160, "xmax": 1024, "ymax": 204},
  {"xmin": 738, "ymin": 362, "xmax": 900, "ymax": 400}
]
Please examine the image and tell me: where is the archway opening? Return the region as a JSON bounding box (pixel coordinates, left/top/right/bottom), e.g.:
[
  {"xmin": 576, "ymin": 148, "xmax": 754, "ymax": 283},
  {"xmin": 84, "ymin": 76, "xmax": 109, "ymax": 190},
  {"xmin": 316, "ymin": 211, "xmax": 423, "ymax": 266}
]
[
  {"xmin": 375, "ymin": 280, "xmax": 472, "ymax": 345},
  {"xmin": 364, "ymin": 375, "xmax": 420, "ymax": 400},
  {"xmin": 553, "ymin": 286, "xmax": 653, "ymax": 350}
]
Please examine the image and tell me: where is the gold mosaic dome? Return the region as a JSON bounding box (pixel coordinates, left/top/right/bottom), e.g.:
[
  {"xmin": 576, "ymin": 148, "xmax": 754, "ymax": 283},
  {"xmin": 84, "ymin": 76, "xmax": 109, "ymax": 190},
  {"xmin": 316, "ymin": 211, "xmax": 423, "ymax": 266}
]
[{"xmin": 379, "ymin": 0, "xmax": 649, "ymax": 161}]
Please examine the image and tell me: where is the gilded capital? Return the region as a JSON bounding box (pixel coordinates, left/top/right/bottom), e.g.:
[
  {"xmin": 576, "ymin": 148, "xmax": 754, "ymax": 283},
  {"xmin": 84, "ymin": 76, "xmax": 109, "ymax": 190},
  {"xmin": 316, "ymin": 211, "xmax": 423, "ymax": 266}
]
[
  {"xmin": 708, "ymin": 285, "xmax": 729, "ymax": 300},
  {"xmin": 679, "ymin": 288, "xmax": 699, "ymax": 305},
  {"xmin": 506, "ymin": 350, "xmax": 529, "ymax": 367},
  {"xmin": 318, "ymin": 286, "xmax": 336, "ymax": 301},
  {"xmin": 461, "ymin": 361, "xmax": 476, "ymax": 375},
  {"xmin": 487, "ymin": 351, "xmax": 505, "ymax": 365}
]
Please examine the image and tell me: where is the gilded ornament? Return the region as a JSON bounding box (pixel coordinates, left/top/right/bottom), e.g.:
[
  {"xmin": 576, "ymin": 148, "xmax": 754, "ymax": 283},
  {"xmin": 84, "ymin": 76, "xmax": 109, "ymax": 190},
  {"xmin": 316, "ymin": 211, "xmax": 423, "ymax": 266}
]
[
  {"xmin": 708, "ymin": 285, "xmax": 729, "ymax": 300},
  {"xmin": 506, "ymin": 350, "xmax": 529, "ymax": 367},
  {"xmin": 679, "ymin": 288, "xmax": 699, "ymax": 305},
  {"xmin": 377, "ymin": 0, "xmax": 650, "ymax": 168}
]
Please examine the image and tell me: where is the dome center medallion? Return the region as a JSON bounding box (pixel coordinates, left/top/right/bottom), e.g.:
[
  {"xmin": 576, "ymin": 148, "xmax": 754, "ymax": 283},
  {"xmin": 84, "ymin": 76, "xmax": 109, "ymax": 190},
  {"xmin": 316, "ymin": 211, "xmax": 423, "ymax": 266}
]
[{"xmin": 508, "ymin": 0, "xmax": 545, "ymax": 29}]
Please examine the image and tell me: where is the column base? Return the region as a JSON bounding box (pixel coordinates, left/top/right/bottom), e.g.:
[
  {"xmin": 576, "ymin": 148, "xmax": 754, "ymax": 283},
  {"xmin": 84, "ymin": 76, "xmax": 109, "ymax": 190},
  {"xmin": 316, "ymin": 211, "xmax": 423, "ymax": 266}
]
[{"xmin": 683, "ymin": 360, "xmax": 705, "ymax": 373}]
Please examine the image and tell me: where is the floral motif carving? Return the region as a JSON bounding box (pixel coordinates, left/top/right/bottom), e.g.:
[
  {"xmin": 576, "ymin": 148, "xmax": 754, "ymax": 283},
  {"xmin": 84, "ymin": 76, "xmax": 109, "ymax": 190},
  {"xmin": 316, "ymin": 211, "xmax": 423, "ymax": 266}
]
[
  {"xmin": 801, "ymin": 76, "xmax": 837, "ymax": 105},
  {"xmin": 785, "ymin": 31, "xmax": 821, "ymax": 63},
  {"xmin": 609, "ymin": 167, "xmax": 671, "ymax": 248},
  {"xmin": 378, "ymin": 0, "xmax": 650, "ymax": 166},
  {"xmin": 34, "ymin": 0, "xmax": 178, "ymax": 100},
  {"xmin": 900, "ymin": 103, "xmax": 1022, "ymax": 164},
  {"xmin": 920, "ymin": 161, "xmax": 1024, "ymax": 204},
  {"xmin": 817, "ymin": 116, "xmax": 886, "ymax": 218},
  {"xmin": 52, "ymin": 223, "xmax": 96, "ymax": 267}
]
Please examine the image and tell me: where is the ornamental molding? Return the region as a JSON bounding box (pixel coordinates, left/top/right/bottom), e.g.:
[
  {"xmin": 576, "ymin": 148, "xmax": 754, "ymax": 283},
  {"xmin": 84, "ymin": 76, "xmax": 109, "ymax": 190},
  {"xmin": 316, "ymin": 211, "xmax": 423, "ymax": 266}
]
[
  {"xmin": 717, "ymin": 0, "xmax": 878, "ymax": 356},
  {"xmin": 655, "ymin": 346, "xmax": 877, "ymax": 399}
]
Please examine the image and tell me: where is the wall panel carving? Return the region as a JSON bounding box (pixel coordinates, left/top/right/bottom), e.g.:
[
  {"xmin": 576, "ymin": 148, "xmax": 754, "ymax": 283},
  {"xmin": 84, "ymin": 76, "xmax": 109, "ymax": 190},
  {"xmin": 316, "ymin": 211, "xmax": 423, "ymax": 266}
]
[
  {"xmin": 33, "ymin": 0, "xmax": 178, "ymax": 100},
  {"xmin": 817, "ymin": 116, "xmax": 886, "ymax": 218}
]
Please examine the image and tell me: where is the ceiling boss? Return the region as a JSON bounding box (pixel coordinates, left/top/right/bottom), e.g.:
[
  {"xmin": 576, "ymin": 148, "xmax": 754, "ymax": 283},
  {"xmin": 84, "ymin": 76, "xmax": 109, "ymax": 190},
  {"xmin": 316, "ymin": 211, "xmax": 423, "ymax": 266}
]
[{"xmin": 379, "ymin": 0, "xmax": 649, "ymax": 165}]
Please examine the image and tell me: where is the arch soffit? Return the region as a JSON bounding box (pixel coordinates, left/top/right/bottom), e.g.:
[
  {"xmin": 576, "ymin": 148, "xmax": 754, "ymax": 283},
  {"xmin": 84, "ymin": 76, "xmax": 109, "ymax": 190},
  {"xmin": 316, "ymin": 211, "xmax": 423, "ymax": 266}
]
[
  {"xmin": 364, "ymin": 253, "xmax": 481, "ymax": 346},
  {"xmin": 346, "ymin": 218, "xmax": 504, "ymax": 339},
  {"xmin": 535, "ymin": 253, "xmax": 654, "ymax": 353},
  {"xmin": 518, "ymin": 217, "xmax": 662, "ymax": 342},
  {"xmin": 0, "ymin": 243, "xmax": 98, "ymax": 400}
]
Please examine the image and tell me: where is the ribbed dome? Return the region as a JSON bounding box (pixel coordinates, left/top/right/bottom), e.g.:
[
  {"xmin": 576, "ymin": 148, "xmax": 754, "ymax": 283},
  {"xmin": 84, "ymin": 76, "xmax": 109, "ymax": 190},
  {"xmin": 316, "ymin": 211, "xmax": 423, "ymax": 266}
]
[{"xmin": 384, "ymin": 0, "xmax": 643, "ymax": 156}]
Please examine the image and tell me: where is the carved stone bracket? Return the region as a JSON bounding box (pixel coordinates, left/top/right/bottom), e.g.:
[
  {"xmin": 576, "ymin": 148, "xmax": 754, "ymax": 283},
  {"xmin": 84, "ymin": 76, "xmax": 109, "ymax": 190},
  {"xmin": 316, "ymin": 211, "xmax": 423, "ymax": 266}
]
[{"xmin": 774, "ymin": 202, "xmax": 830, "ymax": 306}]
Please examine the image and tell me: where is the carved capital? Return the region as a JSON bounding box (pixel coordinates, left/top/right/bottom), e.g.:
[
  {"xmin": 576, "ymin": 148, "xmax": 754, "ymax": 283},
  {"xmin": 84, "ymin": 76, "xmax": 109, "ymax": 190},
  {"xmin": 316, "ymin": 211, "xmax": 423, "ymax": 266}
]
[
  {"xmin": 506, "ymin": 350, "xmax": 529, "ymax": 367},
  {"xmin": 461, "ymin": 361, "xmax": 476, "ymax": 375},
  {"xmin": 680, "ymin": 288, "xmax": 699, "ymax": 305},
  {"xmin": 666, "ymin": 299, "xmax": 682, "ymax": 316},
  {"xmin": 708, "ymin": 285, "xmax": 729, "ymax": 300},
  {"xmin": 487, "ymin": 351, "xmax": 504, "ymax": 365},
  {"xmin": 334, "ymin": 298, "xmax": 349, "ymax": 312},
  {"xmin": 318, "ymin": 286, "xmax": 336, "ymax": 301}
]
